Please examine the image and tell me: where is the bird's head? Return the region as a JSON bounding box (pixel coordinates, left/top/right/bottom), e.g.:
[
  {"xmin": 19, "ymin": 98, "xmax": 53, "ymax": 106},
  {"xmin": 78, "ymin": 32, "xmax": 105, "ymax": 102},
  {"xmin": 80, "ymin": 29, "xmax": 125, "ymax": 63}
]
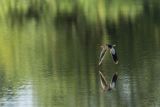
[{"xmin": 107, "ymin": 44, "xmax": 112, "ymax": 48}]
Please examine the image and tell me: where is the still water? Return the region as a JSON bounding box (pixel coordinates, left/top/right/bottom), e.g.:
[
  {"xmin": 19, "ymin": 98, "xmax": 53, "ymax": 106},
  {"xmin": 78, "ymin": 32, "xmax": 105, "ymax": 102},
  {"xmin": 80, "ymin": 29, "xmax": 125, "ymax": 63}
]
[{"xmin": 0, "ymin": 0, "xmax": 160, "ymax": 107}]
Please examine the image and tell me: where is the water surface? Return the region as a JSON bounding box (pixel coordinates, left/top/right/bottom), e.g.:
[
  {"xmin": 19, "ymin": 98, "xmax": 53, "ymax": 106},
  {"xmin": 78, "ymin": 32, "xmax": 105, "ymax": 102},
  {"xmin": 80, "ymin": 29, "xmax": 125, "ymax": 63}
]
[{"xmin": 0, "ymin": 0, "xmax": 160, "ymax": 107}]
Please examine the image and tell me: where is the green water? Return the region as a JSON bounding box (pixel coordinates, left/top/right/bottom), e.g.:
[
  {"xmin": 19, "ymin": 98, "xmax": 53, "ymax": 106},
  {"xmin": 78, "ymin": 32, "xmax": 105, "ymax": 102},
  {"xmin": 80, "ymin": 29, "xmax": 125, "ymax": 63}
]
[{"xmin": 0, "ymin": 0, "xmax": 160, "ymax": 107}]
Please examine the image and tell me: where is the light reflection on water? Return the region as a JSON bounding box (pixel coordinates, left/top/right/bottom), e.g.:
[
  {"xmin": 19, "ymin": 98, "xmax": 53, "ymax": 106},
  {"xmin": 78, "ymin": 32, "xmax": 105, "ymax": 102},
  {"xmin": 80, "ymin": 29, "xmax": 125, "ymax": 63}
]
[{"xmin": 0, "ymin": 82, "xmax": 33, "ymax": 107}]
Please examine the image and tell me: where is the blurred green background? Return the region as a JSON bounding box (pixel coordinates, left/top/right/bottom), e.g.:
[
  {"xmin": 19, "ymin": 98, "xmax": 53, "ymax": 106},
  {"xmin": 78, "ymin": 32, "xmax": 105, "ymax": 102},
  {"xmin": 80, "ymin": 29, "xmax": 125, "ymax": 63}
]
[{"xmin": 0, "ymin": 0, "xmax": 160, "ymax": 107}]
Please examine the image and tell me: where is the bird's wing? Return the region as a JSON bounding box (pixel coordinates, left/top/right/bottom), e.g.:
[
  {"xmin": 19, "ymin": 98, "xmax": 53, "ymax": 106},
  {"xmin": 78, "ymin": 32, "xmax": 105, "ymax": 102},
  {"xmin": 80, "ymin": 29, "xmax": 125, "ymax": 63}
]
[
  {"xmin": 99, "ymin": 47, "xmax": 106, "ymax": 60},
  {"xmin": 99, "ymin": 48, "xmax": 107, "ymax": 65},
  {"xmin": 99, "ymin": 71, "xmax": 108, "ymax": 89}
]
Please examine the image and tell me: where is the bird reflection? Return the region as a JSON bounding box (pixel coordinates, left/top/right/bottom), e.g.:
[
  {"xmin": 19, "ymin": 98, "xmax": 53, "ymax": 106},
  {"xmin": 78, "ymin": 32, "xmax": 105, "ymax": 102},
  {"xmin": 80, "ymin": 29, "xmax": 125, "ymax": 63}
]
[{"xmin": 99, "ymin": 71, "xmax": 118, "ymax": 91}]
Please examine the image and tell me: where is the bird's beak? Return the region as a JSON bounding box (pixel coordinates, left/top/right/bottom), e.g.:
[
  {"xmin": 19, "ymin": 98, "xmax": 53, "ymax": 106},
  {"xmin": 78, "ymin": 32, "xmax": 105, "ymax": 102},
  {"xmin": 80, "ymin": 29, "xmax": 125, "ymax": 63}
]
[{"xmin": 113, "ymin": 44, "xmax": 116, "ymax": 47}]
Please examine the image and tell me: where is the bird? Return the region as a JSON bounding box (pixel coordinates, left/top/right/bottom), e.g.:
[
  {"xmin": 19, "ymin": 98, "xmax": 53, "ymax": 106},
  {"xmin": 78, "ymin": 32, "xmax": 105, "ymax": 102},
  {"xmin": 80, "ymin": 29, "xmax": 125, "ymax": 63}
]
[
  {"xmin": 98, "ymin": 44, "xmax": 118, "ymax": 65},
  {"xmin": 99, "ymin": 71, "xmax": 118, "ymax": 91}
]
